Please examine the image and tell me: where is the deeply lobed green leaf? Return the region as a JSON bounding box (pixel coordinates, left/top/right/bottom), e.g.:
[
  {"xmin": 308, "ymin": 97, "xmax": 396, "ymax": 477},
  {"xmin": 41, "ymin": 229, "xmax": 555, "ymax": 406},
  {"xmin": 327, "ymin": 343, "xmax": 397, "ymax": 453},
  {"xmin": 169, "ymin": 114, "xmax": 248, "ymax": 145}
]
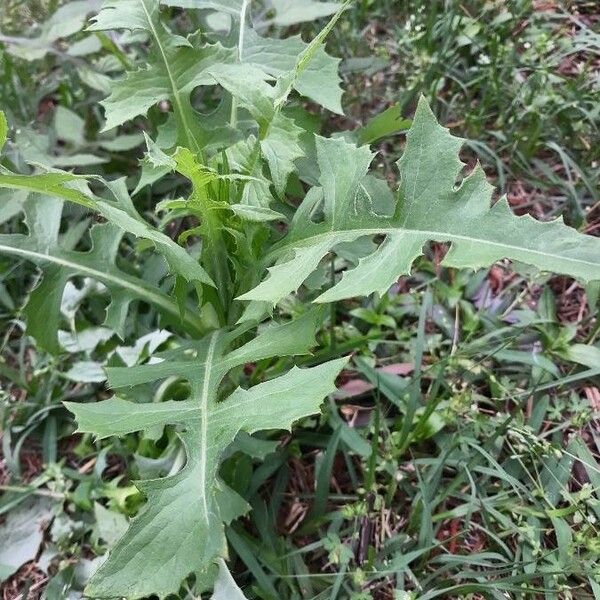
[
  {"xmin": 0, "ymin": 194, "xmax": 208, "ymax": 350},
  {"xmin": 65, "ymin": 312, "xmax": 347, "ymax": 598},
  {"xmin": 239, "ymin": 98, "xmax": 600, "ymax": 307}
]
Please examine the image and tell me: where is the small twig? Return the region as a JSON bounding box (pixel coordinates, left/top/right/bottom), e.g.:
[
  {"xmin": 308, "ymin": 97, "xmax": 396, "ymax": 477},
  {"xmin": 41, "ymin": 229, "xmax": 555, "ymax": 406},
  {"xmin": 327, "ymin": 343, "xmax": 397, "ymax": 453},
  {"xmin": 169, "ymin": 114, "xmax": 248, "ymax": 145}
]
[
  {"xmin": 78, "ymin": 457, "xmax": 97, "ymax": 474},
  {"xmin": 12, "ymin": 576, "xmax": 49, "ymax": 600}
]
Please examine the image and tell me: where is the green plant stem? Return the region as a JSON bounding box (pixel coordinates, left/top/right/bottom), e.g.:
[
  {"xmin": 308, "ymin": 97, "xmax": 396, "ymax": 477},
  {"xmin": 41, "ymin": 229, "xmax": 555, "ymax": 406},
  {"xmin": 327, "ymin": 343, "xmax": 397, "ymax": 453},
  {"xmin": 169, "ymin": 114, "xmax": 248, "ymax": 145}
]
[
  {"xmin": 94, "ymin": 31, "xmax": 132, "ymax": 70},
  {"xmin": 195, "ymin": 188, "xmax": 230, "ymax": 320},
  {"xmin": 365, "ymin": 400, "xmax": 380, "ymax": 492}
]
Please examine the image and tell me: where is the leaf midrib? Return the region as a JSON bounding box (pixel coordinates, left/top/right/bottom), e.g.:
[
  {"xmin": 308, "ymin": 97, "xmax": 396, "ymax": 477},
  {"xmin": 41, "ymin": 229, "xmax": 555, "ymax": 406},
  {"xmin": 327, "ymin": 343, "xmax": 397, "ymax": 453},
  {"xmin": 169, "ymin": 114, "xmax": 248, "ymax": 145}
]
[
  {"xmin": 139, "ymin": 0, "xmax": 199, "ymax": 154},
  {"xmin": 268, "ymin": 226, "xmax": 599, "ymax": 271},
  {"xmin": 197, "ymin": 331, "xmax": 219, "ymax": 526}
]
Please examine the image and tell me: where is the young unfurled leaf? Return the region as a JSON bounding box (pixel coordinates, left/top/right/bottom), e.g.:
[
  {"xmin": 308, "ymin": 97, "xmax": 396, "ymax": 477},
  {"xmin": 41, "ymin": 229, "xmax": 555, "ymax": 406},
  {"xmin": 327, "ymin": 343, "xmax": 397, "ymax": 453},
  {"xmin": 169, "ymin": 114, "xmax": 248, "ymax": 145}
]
[
  {"xmin": 65, "ymin": 312, "xmax": 347, "ymax": 599},
  {"xmin": 260, "ymin": 112, "xmax": 304, "ymax": 195},
  {"xmin": 239, "ymin": 97, "xmax": 600, "ymax": 306}
]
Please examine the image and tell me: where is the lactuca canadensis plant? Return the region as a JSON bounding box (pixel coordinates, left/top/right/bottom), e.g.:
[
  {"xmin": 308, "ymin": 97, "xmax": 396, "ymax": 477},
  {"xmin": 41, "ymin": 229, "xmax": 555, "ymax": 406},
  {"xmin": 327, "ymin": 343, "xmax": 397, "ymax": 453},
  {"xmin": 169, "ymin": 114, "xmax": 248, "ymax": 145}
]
[{"xmin": 0, "ymin": 0, "xmax": 599, "ymax": 597}]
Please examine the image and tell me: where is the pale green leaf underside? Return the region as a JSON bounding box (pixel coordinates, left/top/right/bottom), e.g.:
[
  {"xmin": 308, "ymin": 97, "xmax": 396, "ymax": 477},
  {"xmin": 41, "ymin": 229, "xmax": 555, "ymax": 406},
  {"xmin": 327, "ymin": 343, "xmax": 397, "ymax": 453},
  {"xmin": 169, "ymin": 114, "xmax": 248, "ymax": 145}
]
[
  {"xmin": 161, "ymin": 0, "xmax": 243, "ymax": 13},
  {"xmin": 65, "ymin": 313, "xmax": 346, "ymax": 599},
  {"xmin": 260, "ymin": 112, "xmax": 304, "ymax": 194},
  {"xmin": 211, "ymin": 559, "xmax": 248, "ymax": 600},
  {"xmin": 269, "ymin": 0, "xmax": 341, "ymax": 27},
  {"xmin": 239, "ymin": 97, "xmax": 600, "ymax": 306},
  {"xmin": 242, "ymin": 28, "xmax": 343, "ymax": 115}
]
